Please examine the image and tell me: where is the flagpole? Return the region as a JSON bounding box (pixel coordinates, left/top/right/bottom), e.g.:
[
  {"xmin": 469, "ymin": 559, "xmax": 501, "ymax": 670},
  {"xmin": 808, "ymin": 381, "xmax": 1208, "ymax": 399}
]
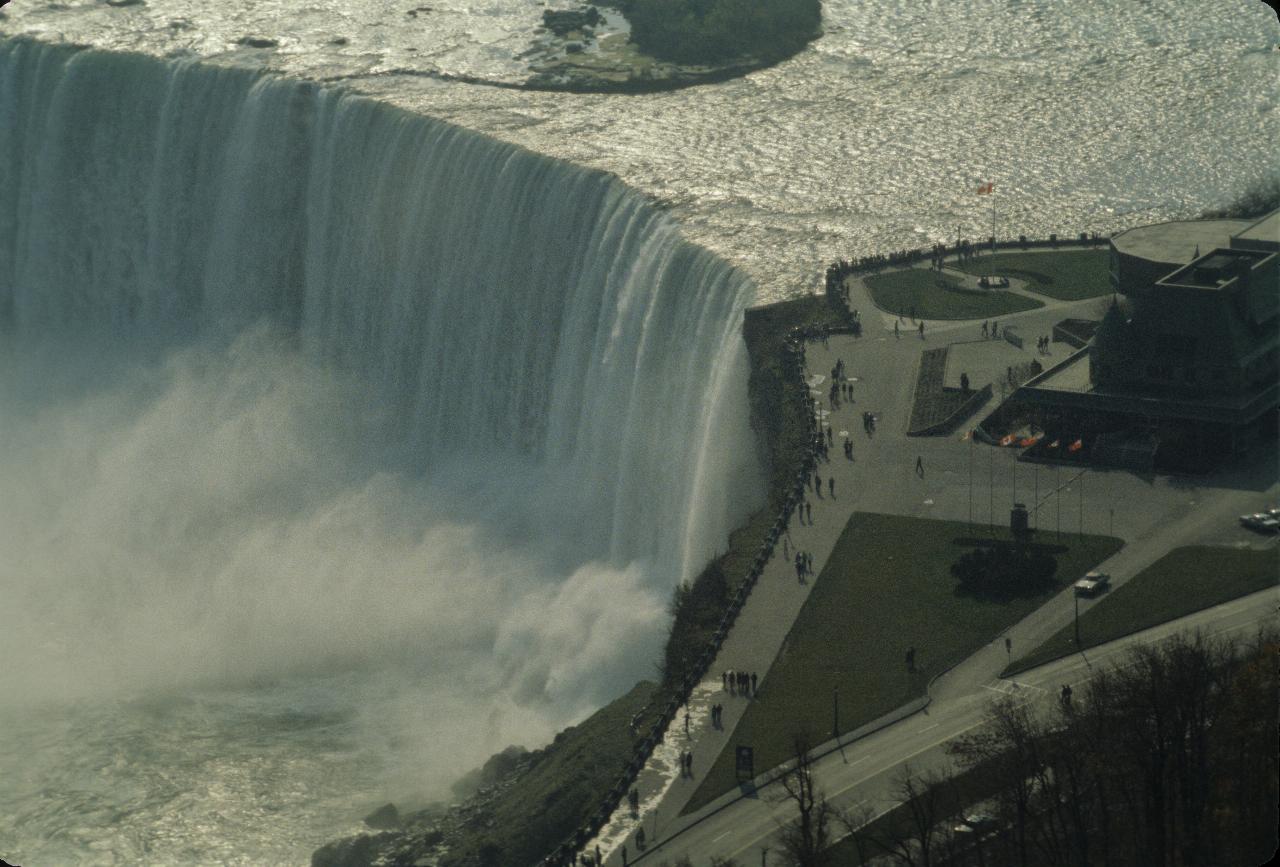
[
  {"xmin": 991, "ymin": 185, "xmax": 997, "ymax": 254},
  {"xmin": 1056, "ymin": 462, "xmax": 1061, "ymax": 540},
  {"xmin": 1034, "ymin": 464, "xmax": 1039, "ymax": 530},
  {"xmin": 989, "ymin": 443, "xmax": 995, "ymax": 535}
]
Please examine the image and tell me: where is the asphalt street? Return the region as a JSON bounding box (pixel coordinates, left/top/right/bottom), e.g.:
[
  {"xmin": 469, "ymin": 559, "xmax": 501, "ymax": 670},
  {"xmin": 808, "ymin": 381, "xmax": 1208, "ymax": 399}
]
[{"xmin": 631, "ymin": 584, "xmax": 1280, "ymax": 866}]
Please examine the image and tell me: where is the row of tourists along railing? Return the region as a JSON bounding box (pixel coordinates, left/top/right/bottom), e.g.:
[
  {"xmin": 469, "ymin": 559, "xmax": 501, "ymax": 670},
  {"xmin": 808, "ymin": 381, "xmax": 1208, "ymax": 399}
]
[{"xmin": 542, "ymin": 325, "xmax": 828, "ymax": 866}]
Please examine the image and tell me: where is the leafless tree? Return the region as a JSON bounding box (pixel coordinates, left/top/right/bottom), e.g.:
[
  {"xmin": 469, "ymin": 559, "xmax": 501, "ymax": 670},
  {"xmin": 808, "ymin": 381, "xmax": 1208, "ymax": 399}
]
[{"xmin": 772, "ymin": 732, "xmax": 836, "ymax": 867}]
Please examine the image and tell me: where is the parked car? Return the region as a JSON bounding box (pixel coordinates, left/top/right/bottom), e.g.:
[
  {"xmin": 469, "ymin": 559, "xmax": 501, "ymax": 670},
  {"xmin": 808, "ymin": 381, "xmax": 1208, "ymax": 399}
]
[
  {"xmin": 1074, "ymin": 571, "xmax": 1111, "ymax": 597},
  {"xmin": 953, "ymin": 813, "xmax": 1003, "ymax": 836},
  {"xmin": 1240, "ymin": 513, "xmax": 1280, "ymax": 533}
]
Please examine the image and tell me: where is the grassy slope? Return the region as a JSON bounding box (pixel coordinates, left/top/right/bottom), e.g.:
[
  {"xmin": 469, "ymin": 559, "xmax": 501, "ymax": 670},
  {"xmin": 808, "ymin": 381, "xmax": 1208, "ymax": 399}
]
[
  {"xmin": 864, "ymin": 268, "xmax": 1042, "ymax": 320},
  {"xmin": 1005, "ymin": 545, "xmax": 1280, "ymax": 677},
  {"xmin": 954, "ymin": 250, "xmax": 1111, "ymax": 301},
  {"xmin": 686, "ymin": 512, "xmax": 1122, "ymax": 813}
]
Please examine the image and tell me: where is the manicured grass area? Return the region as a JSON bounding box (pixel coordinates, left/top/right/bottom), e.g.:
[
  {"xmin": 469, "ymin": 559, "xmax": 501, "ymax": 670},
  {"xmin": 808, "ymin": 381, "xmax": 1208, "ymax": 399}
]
[
  {"xmin": 865, "ymin": 268, "xmax": 1042, "ymax": 320},
  {"xmin": 954, "ymin": 250, "xmax": 1111, "ymax": 301},
  {"xmin": 1005, "ymin": 545, "xmax": 1280, "ymax": 676},
  {"xmin": 684, "ymin": 512, "xmax": 1122, "ymax": 814}
]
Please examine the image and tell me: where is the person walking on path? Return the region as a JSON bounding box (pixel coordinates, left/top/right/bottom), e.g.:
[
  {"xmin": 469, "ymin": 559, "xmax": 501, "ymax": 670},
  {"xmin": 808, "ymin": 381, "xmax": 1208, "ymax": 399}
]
[
  {"xmin": 806, "ymin": 501, "xmax": 813, "ymax": 523},
  {"xmin": 915, "ymin": 455, "xmax": 924, "ymax": 477},
  {"xmin": 828, "ymin": 476, "xmax": 835, "ymax": 497},
  {"xmin": 919, "ymin": 320, "xmax": 925, "ymax": 338},
  {"xmin": 894, "ymin": 320, "xmax": 900, "ymax": 339},
  {"xmin": 750, "ymin": 672, "xmax": 758, "ymax": 695}
]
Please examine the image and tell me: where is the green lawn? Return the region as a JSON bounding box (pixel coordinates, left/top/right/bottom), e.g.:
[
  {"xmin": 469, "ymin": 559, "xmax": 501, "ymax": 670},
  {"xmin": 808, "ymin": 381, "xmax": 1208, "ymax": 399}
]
[
  {"xmin": 684, "ymin": 513, "xmax": 1122, "ymax": 814},
  {"xmin": 864, "ymin": 268, "xmax": 1042, "ymax": 320},
  {"xmin": 1005, "ymin": 545, "xmax": 1280, "ymax": 676},
  {"xmin": 954, "ymin": 250, "xmax": 1111, "ymax": 301}
]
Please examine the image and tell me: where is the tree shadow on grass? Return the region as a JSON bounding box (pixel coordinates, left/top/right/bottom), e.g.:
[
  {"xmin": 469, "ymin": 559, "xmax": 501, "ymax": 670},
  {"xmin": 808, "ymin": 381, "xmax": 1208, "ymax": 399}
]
[
  {"xmin": 949, "ymin": 540, "xmax": 1060, "ymax": 602},
  {"xmin": 951, "ymin": 536, "xmax": 1069, "ymax": 556}
]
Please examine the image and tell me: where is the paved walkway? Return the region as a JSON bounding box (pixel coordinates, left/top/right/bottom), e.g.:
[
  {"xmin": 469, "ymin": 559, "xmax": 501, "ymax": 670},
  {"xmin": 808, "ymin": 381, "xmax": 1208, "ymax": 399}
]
[{"xmin": 587, "ymin": 262, "xmax": 1278, "ymax": 865}]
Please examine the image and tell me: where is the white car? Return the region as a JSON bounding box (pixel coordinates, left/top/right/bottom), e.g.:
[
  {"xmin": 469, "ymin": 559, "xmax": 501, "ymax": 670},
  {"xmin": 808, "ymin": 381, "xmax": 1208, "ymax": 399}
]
[
  {"xmin": 1241, "ymin": 513, "xmax": 1280, "ymax": 533},
  {"xmin": 1074, "ymin": 571, "xmax": 1111, "ymax": 597},
  {"xmin": 952, "ymin": 813, "xmax": 1002, "ymax": 836}
]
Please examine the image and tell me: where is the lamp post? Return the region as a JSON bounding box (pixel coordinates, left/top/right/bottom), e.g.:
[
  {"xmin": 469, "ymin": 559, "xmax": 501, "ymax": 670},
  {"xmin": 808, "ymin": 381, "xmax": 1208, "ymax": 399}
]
[
  {"xmin": 1079, "ymin": 471, "xmax": 1084, "ymax": 539},
  {"xmin": 1074, "ymin": 590, "xmax": 1081, "ymax": 647},
  {"xmin": 969, "ymin": 432, "xmax": 974, "ymax": 531},
  {"xmin": 989, "ymin": 442, "xmax": 995, "ymax": 534},
  {"xmin": 833, "ymin": 685, "xmax": 840, "ymax": 740}
]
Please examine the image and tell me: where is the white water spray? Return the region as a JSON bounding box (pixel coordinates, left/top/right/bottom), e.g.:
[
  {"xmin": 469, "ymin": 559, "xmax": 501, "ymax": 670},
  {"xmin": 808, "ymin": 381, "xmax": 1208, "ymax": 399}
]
[{"xmin": 0, "ymin": 38, "xmax": 761, "ymax": 861}]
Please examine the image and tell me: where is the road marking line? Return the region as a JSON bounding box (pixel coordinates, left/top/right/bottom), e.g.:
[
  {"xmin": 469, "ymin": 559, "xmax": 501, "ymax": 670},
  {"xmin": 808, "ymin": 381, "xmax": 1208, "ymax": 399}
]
[{"xmin": 917, "ymin": 723, "xmax": 939, "ymax": 734}]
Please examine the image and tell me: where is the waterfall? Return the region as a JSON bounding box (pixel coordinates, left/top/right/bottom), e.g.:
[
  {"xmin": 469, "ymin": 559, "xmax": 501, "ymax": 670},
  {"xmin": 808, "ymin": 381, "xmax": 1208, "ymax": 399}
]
[
  {"xmin": 0, "ymin": 38, "xmax": 761, "ymax": 577},
  {"xmin": 0, "ymin": 38, "xmax": 762, "ymax": 800}
]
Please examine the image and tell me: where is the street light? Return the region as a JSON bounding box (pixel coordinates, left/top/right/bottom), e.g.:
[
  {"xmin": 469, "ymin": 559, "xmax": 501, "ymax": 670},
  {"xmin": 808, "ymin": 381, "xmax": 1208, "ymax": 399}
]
[
  {"xmin": 1074, "ymin": 591, "xmax": 1081, "ymax": 648},
  {"xmin": 833, "ymin": 685, "xmax": 840, "ymax": 740}
]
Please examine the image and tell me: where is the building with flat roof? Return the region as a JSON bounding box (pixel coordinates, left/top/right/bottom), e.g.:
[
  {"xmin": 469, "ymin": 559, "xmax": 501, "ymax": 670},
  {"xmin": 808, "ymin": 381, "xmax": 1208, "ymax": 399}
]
[{"xmin": 998, "ymin": 210, "xmax": 1278, "ymax": 470}]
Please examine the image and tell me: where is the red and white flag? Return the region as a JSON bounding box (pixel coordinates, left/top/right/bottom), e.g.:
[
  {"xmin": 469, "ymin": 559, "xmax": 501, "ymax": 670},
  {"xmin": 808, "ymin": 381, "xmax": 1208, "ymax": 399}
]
[
  {"xmin": 1068, "ymin": 438, "xmax": 1084, "ymax": 452},
  {"xmin": 1000, "ymin": 434, "xmax": 1016, "ymax": 447},
  {"xmin": 1048, "ymin": 439, "xmax": 1060, "ymax": 449},
  {"xmin": 977, "ymin": 182, "xmax": 994, "ymax": 195}
]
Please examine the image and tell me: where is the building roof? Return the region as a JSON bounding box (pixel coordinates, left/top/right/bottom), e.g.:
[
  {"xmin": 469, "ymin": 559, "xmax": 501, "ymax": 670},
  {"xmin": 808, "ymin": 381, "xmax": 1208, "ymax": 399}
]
[
  {"xmin": 1231, "ymin": 210, "xmax": 1280, "ymax": 252},
  {"xmin": 1111, "ymin": 218, "xmax": 1252, "ymax": 266},
  {"xmin": 1159, "ymin": 248, "xmax": 1271, "ymax": 291}
]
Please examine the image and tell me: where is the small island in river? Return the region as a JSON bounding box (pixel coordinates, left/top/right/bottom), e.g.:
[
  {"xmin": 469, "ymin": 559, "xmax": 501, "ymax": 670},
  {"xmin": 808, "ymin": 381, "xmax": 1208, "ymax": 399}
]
[{"xmin": 524, "ymin": 0, "xmax": 823, "ymax": 93}]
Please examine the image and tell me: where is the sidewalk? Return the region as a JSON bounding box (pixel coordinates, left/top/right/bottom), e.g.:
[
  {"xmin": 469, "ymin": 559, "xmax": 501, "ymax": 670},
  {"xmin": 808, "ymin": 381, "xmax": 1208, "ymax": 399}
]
[{"xmin": 588, "ymin": 337, "xmax": 867, "ymax": 864}]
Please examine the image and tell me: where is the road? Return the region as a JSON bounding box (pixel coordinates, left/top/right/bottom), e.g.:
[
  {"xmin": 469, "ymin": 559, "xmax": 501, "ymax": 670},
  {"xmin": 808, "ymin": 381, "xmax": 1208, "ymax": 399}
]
[{"xmin": 630, "ymin": 584, "xmax": 1280, "ymax": 865}]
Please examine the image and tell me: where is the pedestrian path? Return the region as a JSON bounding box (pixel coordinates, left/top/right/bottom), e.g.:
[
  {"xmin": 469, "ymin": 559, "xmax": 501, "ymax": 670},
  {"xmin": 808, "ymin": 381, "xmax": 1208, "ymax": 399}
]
[
  {"xmin": 587, "ymin": 337, "xmax": 865, "ymax": 865},
  {"xmin": 589, "ymin": 262, "xmax": 1156, "ymax": 865}
]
